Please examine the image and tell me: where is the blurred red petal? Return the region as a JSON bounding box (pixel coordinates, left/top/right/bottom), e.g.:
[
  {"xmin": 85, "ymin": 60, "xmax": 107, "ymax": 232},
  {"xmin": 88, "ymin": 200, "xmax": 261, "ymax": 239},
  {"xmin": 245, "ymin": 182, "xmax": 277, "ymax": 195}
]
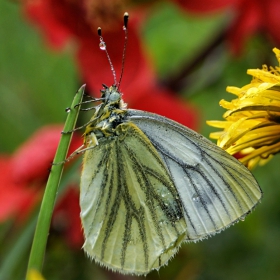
[
  {"xmin": 129, "ymin": 85, "xmax": 198, "ymax": 130},
  {"xmin": 46, "ymin": 0, "xmax": 92, "ymax": 39},
  {"xmin": 0, "ymin": 156, "xmax": 39, "ymax": 222},
  {"xmin": 264, "ymin": 0, "xmax": 280, "ymax": 46},
  {"xmin": 11, "ymin": 125, "xmax": 82, "ymax": 185},
  {"xmin": 227, "ymin": 0, "xmax": 261, "ymax": 55},
  {"xmin": 12, "ymin": 125, "xmax": 62, "ymax": 184},
  {"xmin": 53, "ymin": 187, "xmax": 83, "ymax": 248},
  {"xmin": 24, "ymin": 0, "xmax": 71, "ymax": 49}
]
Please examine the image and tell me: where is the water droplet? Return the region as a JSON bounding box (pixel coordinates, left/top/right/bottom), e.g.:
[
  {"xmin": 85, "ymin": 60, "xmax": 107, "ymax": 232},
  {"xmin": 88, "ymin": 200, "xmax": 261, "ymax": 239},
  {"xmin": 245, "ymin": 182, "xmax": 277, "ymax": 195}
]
[
  {"xmin": 161, "ymin": 193, "xmax": 166, "ymax": 197},
  {"xmin": 123, "ymin": 26, "xmax": 127, "ymax": 31},
  {"xmin": 99, "ymin": 41, "xmax": 106, "ymax": 50},
  {"xmin": 192, "ymin": 194, "xmax": 200, "ymax": 202},
  {"xmin": 65, "ymin": 107, "xmax": 71, "ymax": 113}
]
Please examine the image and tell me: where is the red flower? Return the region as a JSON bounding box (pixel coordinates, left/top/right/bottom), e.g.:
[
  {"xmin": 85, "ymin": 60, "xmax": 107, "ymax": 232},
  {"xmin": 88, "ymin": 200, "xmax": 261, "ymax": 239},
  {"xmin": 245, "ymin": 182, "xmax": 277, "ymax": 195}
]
[
  {"xmin": 24, "ymin": 0, "xmax": 148, "ymax": 98},
  {"xmin": 11, "ymin": 125, "xmax": 82, "ymax": 185},
  {"xmin": 23, "ymin": 0, "xmax": 71, "ymax": 49},
  {"xmin": 127, "ymin": 85, "xmax": 198, "ymax": 129},
  {"xmin": 0, "ymin": 125, "xmax": 83, "ymax": 247},
  {"xmin": 226, "ymin": 0, "xmax": 280, "ymax": 54},
  {"xmin": 23, "ymin": 0, "xmax": 199, "ymax": 130},
  {"xmin": 0, "ymin": 156, "xmax": 39, "ymax": 222}
]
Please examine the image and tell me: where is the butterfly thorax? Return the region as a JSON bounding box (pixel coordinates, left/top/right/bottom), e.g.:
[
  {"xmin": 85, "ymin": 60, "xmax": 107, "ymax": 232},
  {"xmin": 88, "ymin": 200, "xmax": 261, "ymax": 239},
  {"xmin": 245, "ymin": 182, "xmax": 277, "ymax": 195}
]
[{"xmin": 83, "ymin": 85, "xmax": 128, "ymax": 146}]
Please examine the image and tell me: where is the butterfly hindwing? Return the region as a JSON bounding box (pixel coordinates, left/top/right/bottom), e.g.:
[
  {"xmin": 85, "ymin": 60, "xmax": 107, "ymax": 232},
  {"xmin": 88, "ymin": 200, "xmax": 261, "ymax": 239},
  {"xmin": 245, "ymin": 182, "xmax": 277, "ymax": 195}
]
[
  {"xmin": 79, "ymin": 85, "xmax": 262, "ymax": 275},
  {"xmin": 127, "ymin": 109, "xmax": 262, "ymax": 240},
  {"xmin": 80, "ymin": 122, "xmax": 187, "ymax": 275}
]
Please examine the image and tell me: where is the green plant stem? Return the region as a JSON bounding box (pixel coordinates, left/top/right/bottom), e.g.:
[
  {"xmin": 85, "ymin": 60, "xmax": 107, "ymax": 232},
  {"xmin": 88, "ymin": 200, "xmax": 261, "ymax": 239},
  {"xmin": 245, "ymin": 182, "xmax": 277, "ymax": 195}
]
[{"xmin": 26, "ymin": 85, "xmax": 85, "ymax": 277}]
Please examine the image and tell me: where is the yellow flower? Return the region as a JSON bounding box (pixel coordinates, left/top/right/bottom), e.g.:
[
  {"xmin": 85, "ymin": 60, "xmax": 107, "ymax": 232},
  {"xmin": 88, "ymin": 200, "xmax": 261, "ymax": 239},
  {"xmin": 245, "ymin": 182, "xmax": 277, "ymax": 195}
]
[{"xmin": 207, "ymin": 48, "xmax": 280, "ymax": 169}]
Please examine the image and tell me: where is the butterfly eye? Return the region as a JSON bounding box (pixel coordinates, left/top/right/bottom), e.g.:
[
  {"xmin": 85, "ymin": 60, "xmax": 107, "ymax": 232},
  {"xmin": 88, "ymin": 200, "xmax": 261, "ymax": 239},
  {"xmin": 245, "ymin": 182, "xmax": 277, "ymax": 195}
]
[{"xmin": 109, "ymin": 90, "xmax": 121, "ymax": 102}]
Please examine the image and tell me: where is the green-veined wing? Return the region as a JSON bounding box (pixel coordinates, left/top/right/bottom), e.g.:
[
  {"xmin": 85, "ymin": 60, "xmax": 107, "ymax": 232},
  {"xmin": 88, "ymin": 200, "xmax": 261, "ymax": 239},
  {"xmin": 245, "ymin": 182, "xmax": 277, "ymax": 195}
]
[{"xmin": 127, "ymin": 109, "xmax": 262, "ymax": 241}]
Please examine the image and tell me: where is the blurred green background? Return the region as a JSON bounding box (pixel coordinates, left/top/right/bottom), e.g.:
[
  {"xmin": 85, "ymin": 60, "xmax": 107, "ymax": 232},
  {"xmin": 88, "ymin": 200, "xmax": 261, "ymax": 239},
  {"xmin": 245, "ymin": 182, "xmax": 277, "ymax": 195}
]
[{"xmin": 0, "ymin": 1, "xmax": 279, "ymax": 280}]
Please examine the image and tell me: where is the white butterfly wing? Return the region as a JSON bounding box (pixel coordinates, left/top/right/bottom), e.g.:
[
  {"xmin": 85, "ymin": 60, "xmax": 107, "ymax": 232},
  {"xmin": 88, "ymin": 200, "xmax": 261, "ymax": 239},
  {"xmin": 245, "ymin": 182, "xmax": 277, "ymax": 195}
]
[
  {"xmin": 80, "ymin": 123, "xmax": 187, "ymax": 275},
  {"xmin": 127, "ymin": 109, "xmax": 262, "ymax": 241}
]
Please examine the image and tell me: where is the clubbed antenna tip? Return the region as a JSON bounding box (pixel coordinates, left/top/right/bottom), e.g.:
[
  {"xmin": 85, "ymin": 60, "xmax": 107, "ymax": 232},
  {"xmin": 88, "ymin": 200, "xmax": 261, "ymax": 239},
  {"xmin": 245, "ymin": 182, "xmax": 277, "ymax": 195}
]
[
  {"xmin": 118, "ymin": 12, "xmax": 129, "ymax": 88},
  {"xmin": 124, "ymin": 12, "xmax": 129, "ymax": 29}
]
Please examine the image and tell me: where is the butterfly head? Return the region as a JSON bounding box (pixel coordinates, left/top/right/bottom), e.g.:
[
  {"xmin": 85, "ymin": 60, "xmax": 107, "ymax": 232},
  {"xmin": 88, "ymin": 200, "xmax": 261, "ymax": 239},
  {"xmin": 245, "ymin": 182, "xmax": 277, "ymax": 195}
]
[
  {"xmin": 97, "ymin": 12, "xmax": 129, "ymax": 102},
  {"xmin": 82, "ymin": 13, "xmax": 128, "ymax": 143},
  {"xmin": 100, "ymin": 84, "xmax": 127, "ymax": 109}
]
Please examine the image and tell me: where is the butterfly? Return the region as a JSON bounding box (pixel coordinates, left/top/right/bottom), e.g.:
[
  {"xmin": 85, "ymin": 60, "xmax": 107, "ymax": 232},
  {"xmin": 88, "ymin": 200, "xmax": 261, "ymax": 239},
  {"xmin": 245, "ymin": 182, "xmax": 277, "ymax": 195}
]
[{"xmin": 75, "ymin": 13, "xmax": 262, "ymax": 276}]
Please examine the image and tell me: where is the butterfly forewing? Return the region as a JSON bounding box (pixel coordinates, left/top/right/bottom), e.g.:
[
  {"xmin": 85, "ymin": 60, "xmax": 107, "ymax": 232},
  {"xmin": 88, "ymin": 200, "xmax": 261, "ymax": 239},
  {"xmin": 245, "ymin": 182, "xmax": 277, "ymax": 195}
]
[
  {"xmin": 127, "ymin": 110, "xmax": 262, "ymax": 240},
  {"xmin": 80, "ymin": 122, "xmax": 187, "ymax": 275}
]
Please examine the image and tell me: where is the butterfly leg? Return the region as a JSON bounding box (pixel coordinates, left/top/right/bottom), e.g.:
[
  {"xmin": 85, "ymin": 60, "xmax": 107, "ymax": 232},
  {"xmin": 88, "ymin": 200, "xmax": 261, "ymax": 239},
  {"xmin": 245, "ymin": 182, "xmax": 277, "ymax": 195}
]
[
  {"xmin": 61, "ymin": 118, "xmax": 97, "ymax": 134},
  {"xmin": 52, "ymin": 144, "xmax": 86, "ymax": 165},
  {"xmin": 53, "ymin": 132, "xmax": 99, "ymax": 165},
  {"xmin": 74, "ymin": 97, "xmax": 105, "ymax": 109}
]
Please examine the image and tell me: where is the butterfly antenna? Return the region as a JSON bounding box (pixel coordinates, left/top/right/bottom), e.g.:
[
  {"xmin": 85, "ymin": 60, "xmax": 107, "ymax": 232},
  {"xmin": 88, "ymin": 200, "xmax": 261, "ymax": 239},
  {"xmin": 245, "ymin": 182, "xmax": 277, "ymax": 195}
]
[
  {"xmin": 117, "ymin": 12, "xmax": 129, "ymax": 89},
  {"xmin": 98, "ymin": 27, "xmax": 117, "ymax": 86}
]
